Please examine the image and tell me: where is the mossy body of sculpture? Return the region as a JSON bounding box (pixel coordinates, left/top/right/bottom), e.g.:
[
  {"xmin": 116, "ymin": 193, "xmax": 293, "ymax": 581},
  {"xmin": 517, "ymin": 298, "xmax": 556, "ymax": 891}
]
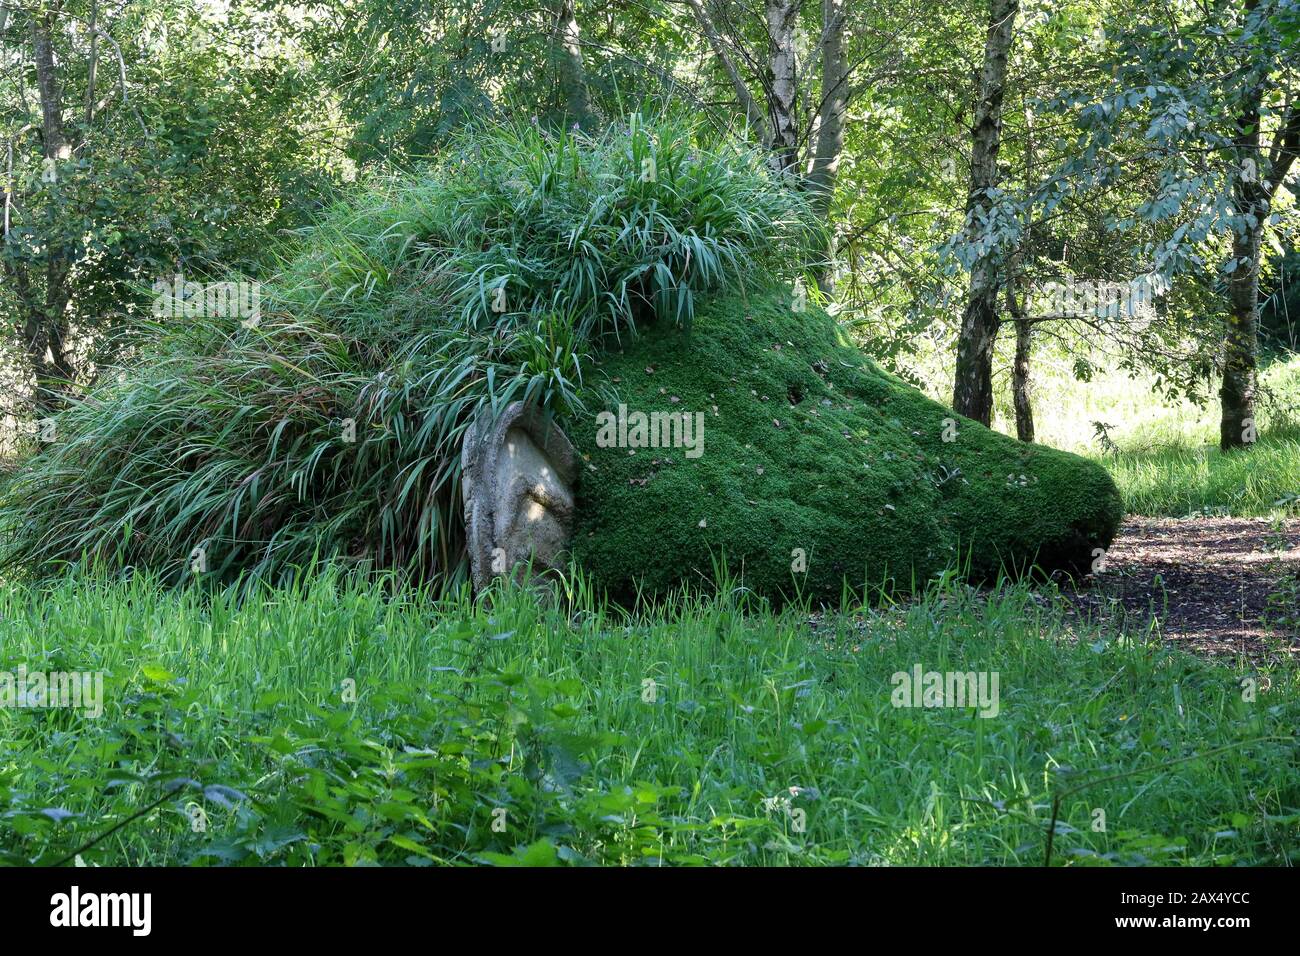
[{"xmin": 567, "ymin": 290, "xmax": 1124, "ymax": 602}]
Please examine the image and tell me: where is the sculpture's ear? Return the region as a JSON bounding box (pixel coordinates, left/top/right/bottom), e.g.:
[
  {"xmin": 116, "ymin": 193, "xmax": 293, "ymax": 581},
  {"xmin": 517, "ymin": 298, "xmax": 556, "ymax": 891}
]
[{"xmin": 461, "ymin": 401, "xmax": 578, "ymax": 591}]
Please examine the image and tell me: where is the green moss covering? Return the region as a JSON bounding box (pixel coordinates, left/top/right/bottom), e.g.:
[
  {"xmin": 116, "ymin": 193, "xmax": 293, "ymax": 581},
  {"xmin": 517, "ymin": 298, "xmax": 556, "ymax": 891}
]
[{"xmin": 568, "ymin": 289, "xmax": 1124, "ymax": 602}]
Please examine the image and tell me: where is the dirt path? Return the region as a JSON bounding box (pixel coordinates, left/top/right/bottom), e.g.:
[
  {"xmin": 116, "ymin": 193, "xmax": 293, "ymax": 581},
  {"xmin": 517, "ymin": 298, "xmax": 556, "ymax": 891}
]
[{"xmin": 1062, "ymin": 516, "xmax": 1300, "ymax": 660}]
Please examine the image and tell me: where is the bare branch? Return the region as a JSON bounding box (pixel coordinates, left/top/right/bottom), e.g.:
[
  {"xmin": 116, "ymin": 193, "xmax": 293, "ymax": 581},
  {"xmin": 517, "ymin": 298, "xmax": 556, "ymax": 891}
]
[{"xmin": 678, "ymin": 0, "xmax": 769, "ymax": 139}]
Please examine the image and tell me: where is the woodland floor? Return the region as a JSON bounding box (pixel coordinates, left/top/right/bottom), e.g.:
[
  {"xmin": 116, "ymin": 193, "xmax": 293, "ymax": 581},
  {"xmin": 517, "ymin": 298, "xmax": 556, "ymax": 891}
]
[{"xmin": 1061, "ymin": 516, "xmax": 1300, "ymax": 662}]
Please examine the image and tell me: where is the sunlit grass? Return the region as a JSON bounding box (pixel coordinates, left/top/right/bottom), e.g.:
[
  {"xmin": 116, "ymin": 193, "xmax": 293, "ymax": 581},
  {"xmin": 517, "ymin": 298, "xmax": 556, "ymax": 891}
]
[
  {"xmin": 901, "ymin": 341, "xmax": 1300, "ymax": 518},
  {"xmin": 1104, "ymin": 437, "xmax": 1300, "ymax": 517},
  {"xmin": 1, "ymin": 569, "xmax": 1296, "ymax": 866},
  {"xmin": 1042, "ymin": 353, "xmax": 1300, "ymax": 517}
]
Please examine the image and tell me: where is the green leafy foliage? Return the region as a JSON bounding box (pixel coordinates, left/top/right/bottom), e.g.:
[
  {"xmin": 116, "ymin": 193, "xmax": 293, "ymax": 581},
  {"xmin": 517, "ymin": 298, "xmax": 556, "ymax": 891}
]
[{"xmin": 0, "ymin": 0, "xmax": 336, "ymax": 419}]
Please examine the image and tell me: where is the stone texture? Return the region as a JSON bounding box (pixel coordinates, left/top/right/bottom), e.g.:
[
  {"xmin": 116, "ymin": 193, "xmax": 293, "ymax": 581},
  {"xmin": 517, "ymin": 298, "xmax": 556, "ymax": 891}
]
[{"xmin": 460, "ymin": 401, "xmax": 578, "ymax": 591}]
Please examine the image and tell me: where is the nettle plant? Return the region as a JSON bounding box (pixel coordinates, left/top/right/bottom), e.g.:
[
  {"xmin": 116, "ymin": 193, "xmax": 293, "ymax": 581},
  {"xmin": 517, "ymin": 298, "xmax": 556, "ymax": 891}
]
[{"xmin": 0, "ymin": 115, "xmax": 815, "ymax": 588}]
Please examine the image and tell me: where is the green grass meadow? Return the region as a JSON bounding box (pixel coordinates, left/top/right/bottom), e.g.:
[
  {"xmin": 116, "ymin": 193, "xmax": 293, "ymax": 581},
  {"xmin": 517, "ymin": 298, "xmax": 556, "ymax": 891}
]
[
  {"xmin": 1002, "ymin": 352, "xmax": 1300, "ymax": 519},
  {"xmin": 2, "ymin": 567, "xmax": 1297, "ymax": 866}
]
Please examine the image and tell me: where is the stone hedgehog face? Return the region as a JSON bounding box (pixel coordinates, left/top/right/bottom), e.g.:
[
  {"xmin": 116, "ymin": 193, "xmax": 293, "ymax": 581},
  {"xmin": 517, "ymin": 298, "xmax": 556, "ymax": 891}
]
[{"xmin": 461, "ymin": 402, "xmax": 578, "ymax": 591}]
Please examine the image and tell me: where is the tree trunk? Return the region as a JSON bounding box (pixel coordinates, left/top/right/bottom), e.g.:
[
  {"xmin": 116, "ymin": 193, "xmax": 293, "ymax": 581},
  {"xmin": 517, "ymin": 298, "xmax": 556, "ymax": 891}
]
[
  {"xmin": 685, "ymin": 0, "xmax": 851, "ymax": 289},
  {"xmin": 1220, "ymin": 217, "xmax": 1262, "ymax": 450},
  {"xmin": 1008, "ymin": 93, "xmax": 1035, "ymax": 443},
  {"xmin": 27, "ymin": 12, "xmax": 74, "ymax": 415},
  {"xmin": 1218, "ymin": 58, "xmax": 1272, "ymax": 452},
  {"xmin": 1216, "ymin": 39, "xmax": 1300, "ymax": 451},
  {"xmin": 552, "ymin": 0, "xmax": 594, "ymax": 131},
  {"xmin": 85, "ymin": 0, "xmax": 100, "ymax": 126},
  {"xmin": 764, "ymin": 0, "xmax": 800, "ymax": 175},
  {"xmin": 952, "ymin": 0, "xmax": 1017, "ymax": 425},
  {"xmin": 1005, "ymin": 240, "xmax": 1034, "ymax": 441},
  {"xmin": 31, "ymin": 14, "xmax": 66, "ymax": 158},
  {"xmin": 1012, "ymin": 317, "xmax": 1034, "ymax": 442},
  {"xmin": 808, "ymin": 0, "xmax": 848, "ymax": 293}
]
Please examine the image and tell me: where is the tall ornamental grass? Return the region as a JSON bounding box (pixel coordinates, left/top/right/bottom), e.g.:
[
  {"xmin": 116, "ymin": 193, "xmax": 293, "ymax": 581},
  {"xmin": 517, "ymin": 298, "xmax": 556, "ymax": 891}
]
[{"xmin": 0, "ymin": 116, "xmax": 816, "ymax": 586}]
